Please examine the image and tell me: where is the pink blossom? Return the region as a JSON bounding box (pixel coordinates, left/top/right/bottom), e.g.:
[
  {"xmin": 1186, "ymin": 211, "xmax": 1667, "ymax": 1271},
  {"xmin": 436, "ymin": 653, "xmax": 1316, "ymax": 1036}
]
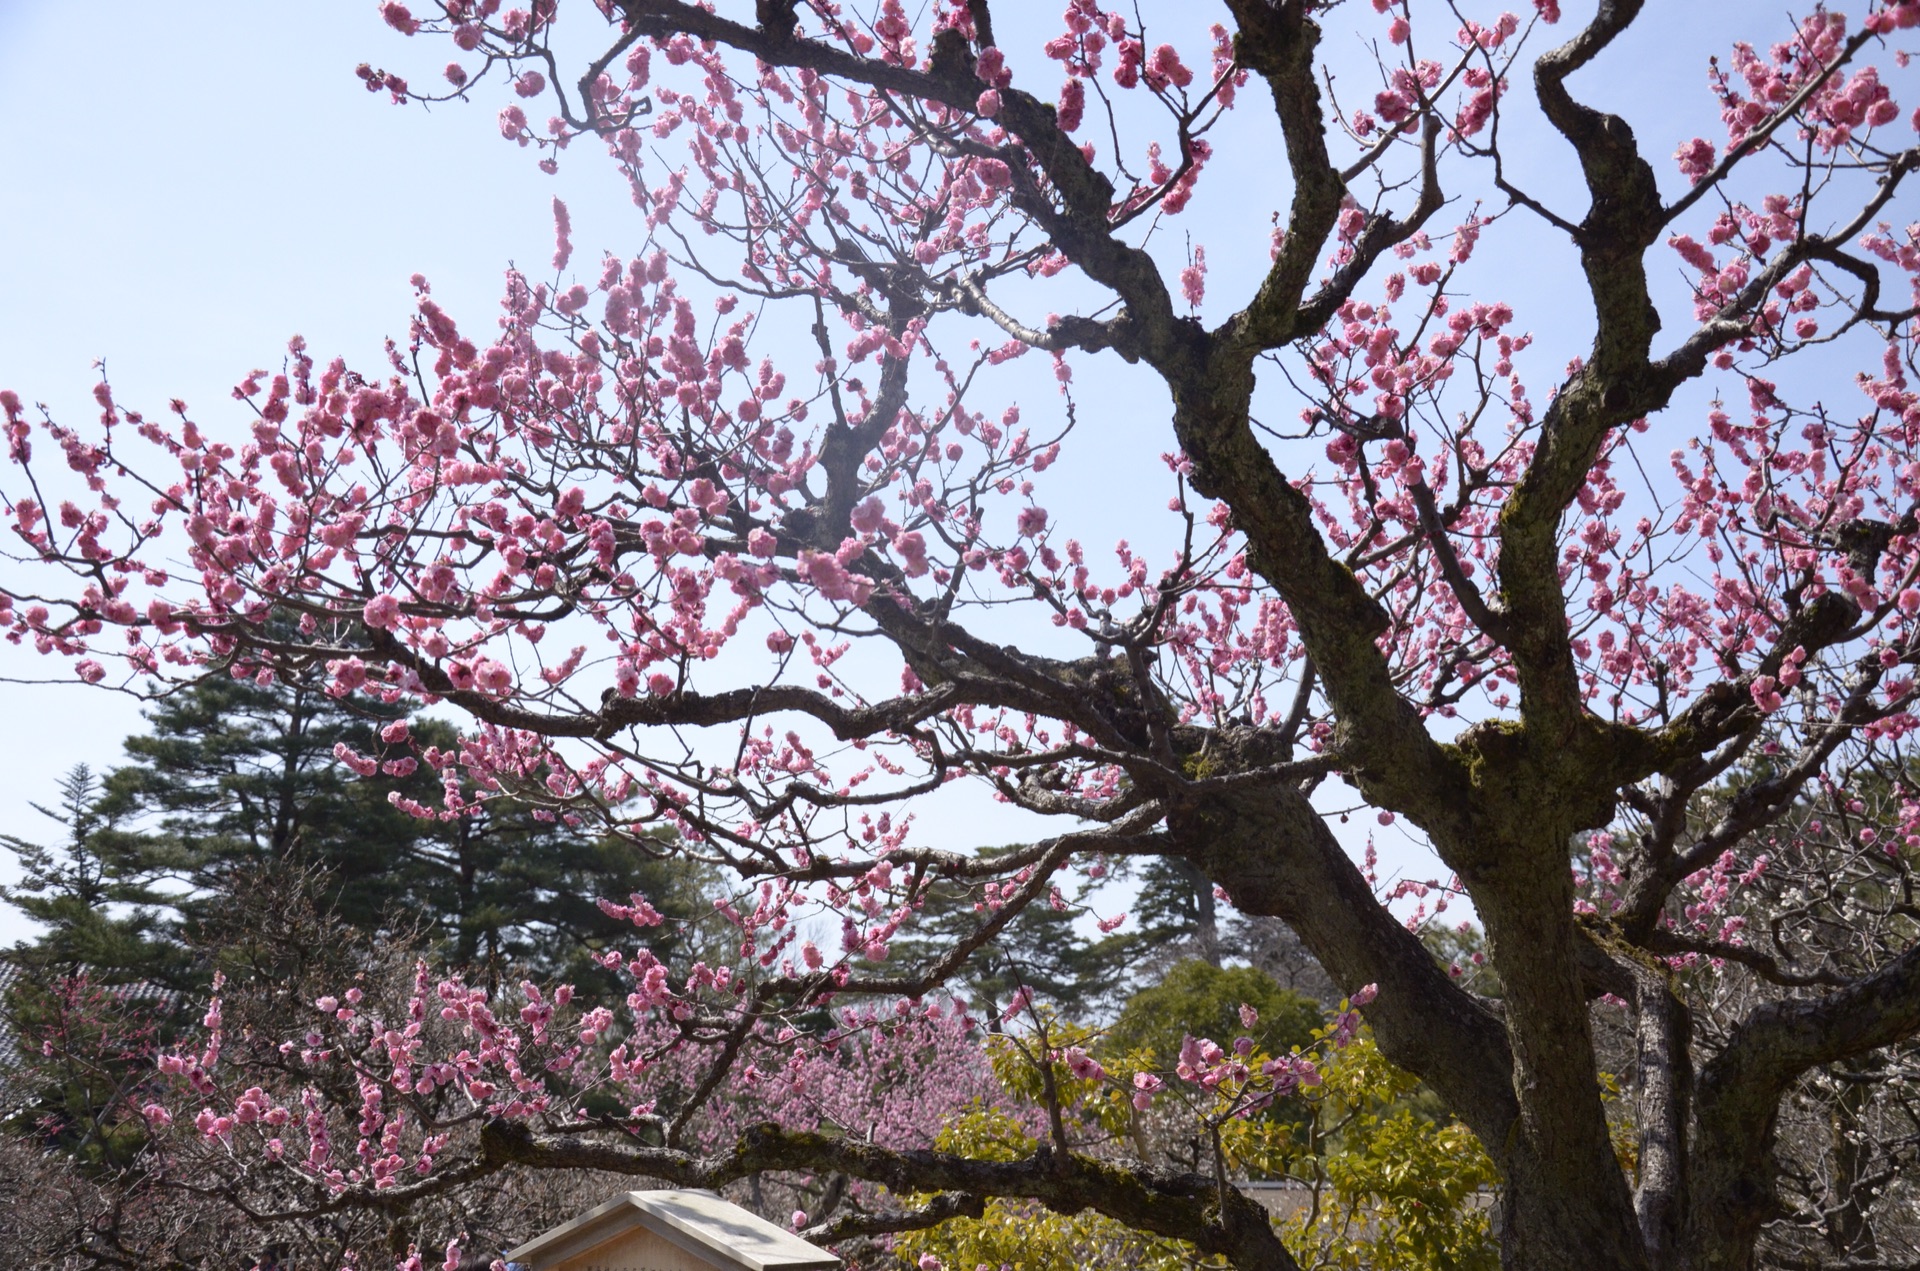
[
  {"xmin": 380, "ymin": 2, "xmax": 419, "ymax": 35},
  {"xmin": 798, "ymin": 550, "xmax": 874, "ymax": 605},
  {"xmin": 1064, "ymin": 1046, "xmax": 1105, "ymax": 1081},
  {"xmin": 1180, "ymin": 245, "xmax": 1207, "ymax": 308},
  {"xmin": 1057, "ymin": 78, "xmax": 1085, "ymax": 131},
  {"xmin": 975, "ymin": 89, "xmax": 1002, "ymax": 116},
  {"xmin": 850, "ymin": 496, "xmax": 885, "ymax": 535},
  {"xmin": 891, "ymin": 530, "xmax": 929, "ymax": 577},
  {"xmin": 1675, "ymin": 137, "xmax": 1716, "ymax": 183},
  {"xmin": 1669, "ymin": 234, "xmax": 1716, "ymax": 272},
  {"xmin": 474, "ymin": 658, "xmax": 512, "ymax": 696},
  {"xmin": 364, "ymin": 593, "xmax": 401, "ymax": 629},
  {"xmin": 1146, "ymin": 43, "xmax": 1193, "ymax": 89},
  {"xmin": 1001, "ymin": 985, "xmax": 1033, "ymax": 1021},
  {"xmin": 1176, "ymin": 1034, "xmax": 1225, "ymax": 1082},
  {"xmin": 974, "ymin": 45, "xmax": 1010, "ymax": 87},
  {"xmin": 551, "ymin": 196, "xmax": 573, "ymax": 271},
  {"xmin": 1132, "ymin": 1070, "xmax": 1164, "ymax": 1106}
]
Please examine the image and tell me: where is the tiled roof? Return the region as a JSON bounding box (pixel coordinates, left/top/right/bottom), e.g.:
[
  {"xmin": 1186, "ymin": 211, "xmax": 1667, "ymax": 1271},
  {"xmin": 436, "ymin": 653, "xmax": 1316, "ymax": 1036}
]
[{"xmin": 0, "ymin": 959, "xmax": 184, "ymax": 1117}]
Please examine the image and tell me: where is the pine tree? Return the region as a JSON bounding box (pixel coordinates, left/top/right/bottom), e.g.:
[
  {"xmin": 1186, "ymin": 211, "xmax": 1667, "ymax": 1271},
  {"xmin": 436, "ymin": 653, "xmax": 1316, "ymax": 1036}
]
[
  {"xmin": 3, "ymin": 688, "xmax": 718, "ymax": 991},
  {"xmin": 0, "ymin": 765, "xmax": 186, "ymax": 989},
  {"xmin": 0, "ymin": 767, "xmax": 189, "ymax": 1169},
  {"xmin": 393, "ymin": 724, "xmax": 724, "ymax": 988},
  {"xmin": 891, "ymin": 846, "xmax": 1134, "ymax": 1022},
  {"xmin": 86, "ymin": 660, "xmax": 430, "ymax": 937},
  {"xmin": 1128, "ymin": 857, "xmax": 1221, "ymax": 970}
]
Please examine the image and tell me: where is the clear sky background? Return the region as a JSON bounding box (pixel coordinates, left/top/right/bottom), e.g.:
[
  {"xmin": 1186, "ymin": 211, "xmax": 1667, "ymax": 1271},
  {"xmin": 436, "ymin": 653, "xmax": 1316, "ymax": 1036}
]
[{"xmin": 0, "ymin": 1, "xmax": 1873, "ymax": 946}]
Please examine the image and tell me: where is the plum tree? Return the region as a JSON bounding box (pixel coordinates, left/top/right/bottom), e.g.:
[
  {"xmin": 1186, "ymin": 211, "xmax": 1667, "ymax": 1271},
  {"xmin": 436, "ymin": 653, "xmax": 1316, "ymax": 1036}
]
[{"xmin": 5, "ymin": 0, "xmax": 1920, "ymax": 1266}]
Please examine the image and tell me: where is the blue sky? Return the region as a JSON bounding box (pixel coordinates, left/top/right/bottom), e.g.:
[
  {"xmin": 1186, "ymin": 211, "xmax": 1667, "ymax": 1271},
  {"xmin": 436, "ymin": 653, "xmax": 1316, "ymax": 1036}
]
[
  {"xmin": 0, "ymin": 1, "xmax": 1886, "ymax": 945},
  {"xmin": 0, "ymin": 3, "xmax": 589, "ymax": 934}
]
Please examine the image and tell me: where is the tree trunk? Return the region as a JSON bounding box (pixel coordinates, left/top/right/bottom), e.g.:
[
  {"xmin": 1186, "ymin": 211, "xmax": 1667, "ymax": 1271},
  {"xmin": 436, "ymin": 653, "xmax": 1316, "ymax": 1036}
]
[
  {"xmin": 1176, "ymin": 857, "xmax": 1220, "ymax": 967},
  {"xmin": 1473, "ymin": 852, "xmax": 1651, "ymax": 1271}
]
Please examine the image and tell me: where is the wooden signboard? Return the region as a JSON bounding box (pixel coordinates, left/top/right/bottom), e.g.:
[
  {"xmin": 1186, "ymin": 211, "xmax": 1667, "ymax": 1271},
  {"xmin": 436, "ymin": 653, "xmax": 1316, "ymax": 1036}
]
[{"xmin": 506, "ymin": 1190, "xmax": 840, "ymax": 1271}]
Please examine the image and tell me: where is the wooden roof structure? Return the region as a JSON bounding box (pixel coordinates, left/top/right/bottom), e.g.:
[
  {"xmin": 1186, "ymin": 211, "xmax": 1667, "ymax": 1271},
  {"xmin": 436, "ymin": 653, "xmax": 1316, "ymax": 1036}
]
[{"xmin": 505, "ymin": 1190, "xmax": 839, "ymax": 1271}]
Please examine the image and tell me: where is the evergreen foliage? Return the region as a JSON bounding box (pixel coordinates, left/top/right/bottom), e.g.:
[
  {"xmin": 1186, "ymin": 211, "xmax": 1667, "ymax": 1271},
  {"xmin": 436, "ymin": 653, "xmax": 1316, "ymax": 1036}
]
[
  {"xmin": 1, "ymin": 673, "xmax": 718, "ymax": 991},
  {"xmin": 0, "ymin": 766, "xmax": 186, "ymax": 989},
  {"xmin": 1104, "ymin": 959, "xmax": 1324, "ymax": 1070},
  {"xmin": 890, "ymin": 846, "xmax": 1136, "ymax": 1021}
]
